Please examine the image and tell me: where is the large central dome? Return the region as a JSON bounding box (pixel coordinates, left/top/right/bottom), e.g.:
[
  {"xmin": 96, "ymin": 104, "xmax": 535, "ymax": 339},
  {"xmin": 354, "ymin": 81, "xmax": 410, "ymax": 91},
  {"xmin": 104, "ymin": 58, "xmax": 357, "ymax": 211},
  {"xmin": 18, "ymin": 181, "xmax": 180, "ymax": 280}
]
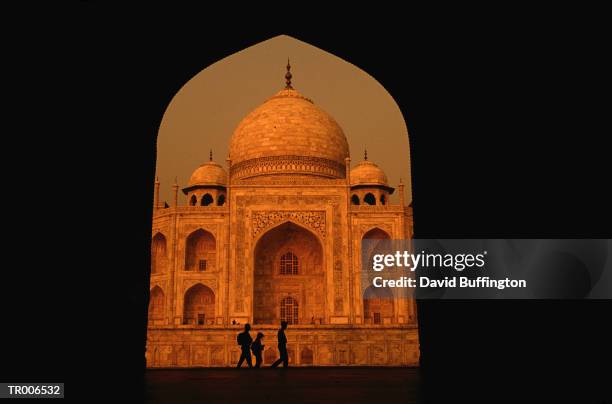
[{"xmin": 228, "ymin": 77, "xmax": 350, "ymax": 180}]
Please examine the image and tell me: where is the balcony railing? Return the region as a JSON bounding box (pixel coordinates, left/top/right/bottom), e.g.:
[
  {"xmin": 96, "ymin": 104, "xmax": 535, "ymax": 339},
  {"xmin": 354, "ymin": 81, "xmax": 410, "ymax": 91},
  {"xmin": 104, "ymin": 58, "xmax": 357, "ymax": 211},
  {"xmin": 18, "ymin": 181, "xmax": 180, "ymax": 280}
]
[
  {"xmin": 154, "ymin": 206, "xmax": 229, "ymax": 217},
  {"xmin": 350, "ymin": 204, "xmax": 405, "ymax": 213}
]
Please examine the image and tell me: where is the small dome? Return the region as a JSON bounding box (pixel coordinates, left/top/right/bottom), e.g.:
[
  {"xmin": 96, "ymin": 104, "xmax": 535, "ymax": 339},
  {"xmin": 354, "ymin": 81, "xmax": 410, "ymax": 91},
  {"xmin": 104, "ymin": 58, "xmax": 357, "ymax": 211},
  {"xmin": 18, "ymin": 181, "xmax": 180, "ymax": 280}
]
[
  {"xmin": 350, "ymin": 160, "xmax": 388, "ymax": 186},
  {"xmin": 188, "ymin": 161, "xmax": 227, "ymax": 187}
]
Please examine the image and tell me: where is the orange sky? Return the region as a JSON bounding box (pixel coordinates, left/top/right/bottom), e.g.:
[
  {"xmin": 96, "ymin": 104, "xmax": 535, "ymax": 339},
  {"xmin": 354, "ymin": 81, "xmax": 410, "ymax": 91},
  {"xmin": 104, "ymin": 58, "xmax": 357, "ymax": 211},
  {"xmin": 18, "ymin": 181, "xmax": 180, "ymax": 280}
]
[{"xmin": 156, "ymin": 35, "xmax": 412, "ymax": 204}]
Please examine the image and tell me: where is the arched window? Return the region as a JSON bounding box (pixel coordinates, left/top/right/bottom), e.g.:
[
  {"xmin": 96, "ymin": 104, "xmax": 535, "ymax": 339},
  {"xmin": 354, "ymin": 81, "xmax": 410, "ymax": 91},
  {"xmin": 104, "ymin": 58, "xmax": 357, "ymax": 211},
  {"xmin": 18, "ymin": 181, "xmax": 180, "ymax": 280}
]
[
  {"xmin": 351, "ymin": 194, "xmax": 360, "ymax": 205},
  {"xmin": 189, "ymin": 195, "xmax": 197, "ymax": 206},
  {"xmin": 364, "ymin": 193, "xmax": 376, "ymax": 205},
  {"xmin": 380, "ymin": 194, "xmax": 386, "ymax": 205},
  {"xmin": 217, "ymin": 194, "xmax": 226, "ymax": 206},
  {"xmin": 280, "ymin": 296, "xmax": 298, "ymax": 325},
  {"xmin": 280, "ymin": 251, "xmax": 298, "ymax": 275},
  {"xmin": 201, "ymin": 193, "xmax": 213, "ymax": 206}
]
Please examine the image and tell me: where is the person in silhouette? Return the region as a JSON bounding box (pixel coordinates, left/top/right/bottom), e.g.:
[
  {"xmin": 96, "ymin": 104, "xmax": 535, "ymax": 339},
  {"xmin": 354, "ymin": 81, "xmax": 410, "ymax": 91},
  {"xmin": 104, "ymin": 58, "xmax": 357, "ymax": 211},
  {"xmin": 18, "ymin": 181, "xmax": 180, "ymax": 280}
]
[
  {"xmin": 236, "ymin": 323, "xmax": 253, "ymax": 368},
  {"xmin": 251, "ymin": 332, "xmax": 265, "ymax": 368},
  {"xmin": 270, "ymin": 320, "xmax": 289, "ymax": 368}
]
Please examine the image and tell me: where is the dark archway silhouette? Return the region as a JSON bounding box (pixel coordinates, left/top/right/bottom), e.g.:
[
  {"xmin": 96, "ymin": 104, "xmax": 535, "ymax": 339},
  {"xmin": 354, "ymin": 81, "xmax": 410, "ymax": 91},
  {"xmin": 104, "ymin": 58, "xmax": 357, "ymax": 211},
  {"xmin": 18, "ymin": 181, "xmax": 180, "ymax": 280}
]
[
  {"xmin": 364, "ymin": 193, "xmax": 376, "ymax": 205},
  {"xmin": 351, "ymin": 194, "xmax": 360, "ymax": 205},
  {"xmin": 201, "ymin": 193, "xmax": 213, "ymax": 206}
]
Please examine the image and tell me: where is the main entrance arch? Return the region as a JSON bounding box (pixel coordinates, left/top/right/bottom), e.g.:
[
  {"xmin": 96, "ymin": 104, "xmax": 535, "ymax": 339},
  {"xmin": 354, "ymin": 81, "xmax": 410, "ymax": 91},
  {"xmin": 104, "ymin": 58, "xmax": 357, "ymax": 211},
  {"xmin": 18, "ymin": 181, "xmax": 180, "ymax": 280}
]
[{"xmin": 253, "ymin": 221, "xmax": 325, "ymax": 325}]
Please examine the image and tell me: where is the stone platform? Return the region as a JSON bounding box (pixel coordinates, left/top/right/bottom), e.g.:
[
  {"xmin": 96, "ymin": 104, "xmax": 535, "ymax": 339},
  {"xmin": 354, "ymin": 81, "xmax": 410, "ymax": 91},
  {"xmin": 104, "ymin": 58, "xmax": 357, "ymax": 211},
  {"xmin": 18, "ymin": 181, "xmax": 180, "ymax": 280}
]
[{"xmin": 146, "ymin": 325, "xmax": 419, "ymax": 367}]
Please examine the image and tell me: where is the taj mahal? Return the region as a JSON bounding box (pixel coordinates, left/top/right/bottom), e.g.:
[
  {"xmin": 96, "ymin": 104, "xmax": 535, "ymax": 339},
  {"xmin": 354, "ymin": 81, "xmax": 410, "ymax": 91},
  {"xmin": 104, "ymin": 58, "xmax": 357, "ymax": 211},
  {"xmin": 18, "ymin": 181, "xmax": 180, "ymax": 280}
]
[{"xmin": 146, "ymin": 63, "xmax": 419, "ymax": 367}]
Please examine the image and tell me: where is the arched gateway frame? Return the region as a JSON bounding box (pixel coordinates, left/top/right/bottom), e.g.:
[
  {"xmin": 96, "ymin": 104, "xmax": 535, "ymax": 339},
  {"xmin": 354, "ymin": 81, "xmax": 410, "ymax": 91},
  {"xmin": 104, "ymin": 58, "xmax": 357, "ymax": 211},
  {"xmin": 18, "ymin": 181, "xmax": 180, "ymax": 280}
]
[
  {"xmin": 147, "ymin": 35, "xmax": 418, "ymax": 368},
  {"xmin": 252, "ymin": 221, "xmax": 326, "ymax": 325}
]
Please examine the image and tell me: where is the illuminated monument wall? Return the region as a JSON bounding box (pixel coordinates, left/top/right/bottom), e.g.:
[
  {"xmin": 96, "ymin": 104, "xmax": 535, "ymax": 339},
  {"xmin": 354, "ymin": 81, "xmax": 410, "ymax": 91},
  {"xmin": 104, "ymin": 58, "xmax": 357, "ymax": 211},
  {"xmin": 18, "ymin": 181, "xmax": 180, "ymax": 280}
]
[{"xmin": 146, "ymin": 63, "xmax": 418, "ymax": 367}]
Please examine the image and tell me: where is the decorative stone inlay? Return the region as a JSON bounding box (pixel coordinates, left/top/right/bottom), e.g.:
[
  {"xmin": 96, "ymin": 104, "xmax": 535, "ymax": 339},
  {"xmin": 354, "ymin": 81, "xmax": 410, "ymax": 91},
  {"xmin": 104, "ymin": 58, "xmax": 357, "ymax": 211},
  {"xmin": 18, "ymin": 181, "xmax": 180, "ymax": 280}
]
[
  {"xmin": 252, "ymin": 210, "xmax": 326, "ymax": 239},
  {"xmin": 233, "ymin": 177, "xmax": 346, "ymax": 186},
  {"xmin": 146, "ymin": 327, "xmax": 420, "ymax": 367},
  {"xmin": 231, "ymin": 155, "xmax": 346, "ymax": 180}
]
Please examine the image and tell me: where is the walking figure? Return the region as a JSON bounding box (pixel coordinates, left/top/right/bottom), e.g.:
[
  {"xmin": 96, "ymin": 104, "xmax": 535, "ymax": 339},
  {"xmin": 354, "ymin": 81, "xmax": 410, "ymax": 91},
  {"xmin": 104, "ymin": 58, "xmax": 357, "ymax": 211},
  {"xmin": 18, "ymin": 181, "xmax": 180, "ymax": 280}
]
[
  {"xmin": 251, "ymin": 332, "xmax": 265, "ymax": 368},
  {"xmin": 271, "ymin": 320, "xmax": 289, "ymax": 368},
  {"xmin": 236, "ymin": 323, "xmax": 253, "ymax": 368}
]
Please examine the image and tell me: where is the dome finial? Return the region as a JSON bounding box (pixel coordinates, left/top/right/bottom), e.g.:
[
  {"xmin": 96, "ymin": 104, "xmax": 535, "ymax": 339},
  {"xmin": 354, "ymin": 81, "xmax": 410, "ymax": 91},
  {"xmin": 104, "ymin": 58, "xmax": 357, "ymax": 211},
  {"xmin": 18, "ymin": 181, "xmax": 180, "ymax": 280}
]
[
  {"xmin": 285, "ymin": 58, "xmax": 293, "ymax": 89},
  {"xmin": 364, "ymin": 148, "xmax": 368, "ymax": 161},
  {"xmin": 210, "ymin": 148, "xmax": 213, "ymax": 162}
]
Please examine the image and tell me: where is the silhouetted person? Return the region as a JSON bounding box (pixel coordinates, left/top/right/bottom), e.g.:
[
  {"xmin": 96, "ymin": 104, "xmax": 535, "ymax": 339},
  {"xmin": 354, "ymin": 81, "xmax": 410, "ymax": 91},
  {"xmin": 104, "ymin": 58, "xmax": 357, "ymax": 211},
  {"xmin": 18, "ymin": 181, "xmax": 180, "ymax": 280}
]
[
  {"xmin": 236, "ymin": 323, "xmax": 253, "ymax": 368},
  {"xmin": 251, "ymin": 332, "xmax": 265, "ymax": 368},
  {"xmin": 271, "ymin": 321, "xmax": 289, "ymax": 368}
]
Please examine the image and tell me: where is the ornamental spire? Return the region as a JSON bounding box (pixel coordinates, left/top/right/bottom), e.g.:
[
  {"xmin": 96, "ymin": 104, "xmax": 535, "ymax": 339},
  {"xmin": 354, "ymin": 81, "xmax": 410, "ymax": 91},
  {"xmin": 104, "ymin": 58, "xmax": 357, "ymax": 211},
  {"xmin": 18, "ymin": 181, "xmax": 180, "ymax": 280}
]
[
  {"xmin": 285, "ymin": 58, "xmax": 293, "ymax": 89},
  {"xmin": 210, "ymin": 149, "xmax": 213, "ymax": 161},
  {"xmin": 364, "ymin": 148, "xmax": 368, "ymax": 161}
]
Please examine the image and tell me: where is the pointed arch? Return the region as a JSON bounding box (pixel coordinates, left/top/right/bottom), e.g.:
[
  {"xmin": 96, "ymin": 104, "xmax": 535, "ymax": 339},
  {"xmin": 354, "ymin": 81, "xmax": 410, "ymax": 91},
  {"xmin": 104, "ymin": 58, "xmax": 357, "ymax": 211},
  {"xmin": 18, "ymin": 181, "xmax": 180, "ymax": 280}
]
[
  {"xmin": 185, "ymin": 229, "xmax": 216, "ymax": 271},
  {"xmin": 363, "ymin": 227, "xmax": 391, "ymax": 240},
  {"xmin": 189, "ymin": 194, "xmax": 197, "ymax": 206},
  {"xmin": 362, "ymin": 227, "xmax": 392, "ymax": 274},
  {"xmin": 361, "ymin": 227, "xmax": 394, "ymax": 324},
  {"xmin": 201, "ymin": 193, "xmax": 213, "ymax": 206},
  {"xmin": 156, "ymin": 35, "xmax": 412, "ymax": 215},
  {"xmin": 253, "ymin": 221, "xmax": 324, "ymax": 325},
  {"xmin": 351, "ymin": 194, "xmax": 360, "ymax": 205},
  {"xmin": 363, "ymin": 285, "xmax": 394, "ymax": 324},
  {"xmin": 183, "ymin": 283, "xmax": 215, "ymax": 325},
  {"xmin": 148, "ymin": 286, "xmax": 165, "ymax": 324},
  {"xmin": 253, "ymin": 219, "xmax": 325, "ymax": 248},
  {"xmin": 151, "ymin": 233, "xmax": 167, "ymax": 274},
  {"xmin": 364, "ymin": 192, "xmax": 376, "ymax": 205}
]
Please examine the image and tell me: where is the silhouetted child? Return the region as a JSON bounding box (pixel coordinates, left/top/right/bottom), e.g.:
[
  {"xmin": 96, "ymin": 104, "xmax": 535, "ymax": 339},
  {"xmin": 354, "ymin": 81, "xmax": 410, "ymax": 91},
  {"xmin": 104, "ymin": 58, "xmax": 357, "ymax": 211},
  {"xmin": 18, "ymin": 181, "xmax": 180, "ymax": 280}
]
[
  {"xmin": 251, "ymin": 332, "xmax": 265, "ymax": 368},
  {"xmin": 236, "ymin": 323, "xmax": 253, "ymax": 368}
]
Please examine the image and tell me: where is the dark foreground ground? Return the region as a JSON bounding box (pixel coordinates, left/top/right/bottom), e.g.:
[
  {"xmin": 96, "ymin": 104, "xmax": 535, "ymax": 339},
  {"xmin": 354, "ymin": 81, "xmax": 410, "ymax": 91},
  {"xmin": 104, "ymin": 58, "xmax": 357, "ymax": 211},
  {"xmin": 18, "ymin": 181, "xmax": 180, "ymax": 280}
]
[{"xmin": 145, "ymin": 367, "xmax": 421, "ymax": 404}]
